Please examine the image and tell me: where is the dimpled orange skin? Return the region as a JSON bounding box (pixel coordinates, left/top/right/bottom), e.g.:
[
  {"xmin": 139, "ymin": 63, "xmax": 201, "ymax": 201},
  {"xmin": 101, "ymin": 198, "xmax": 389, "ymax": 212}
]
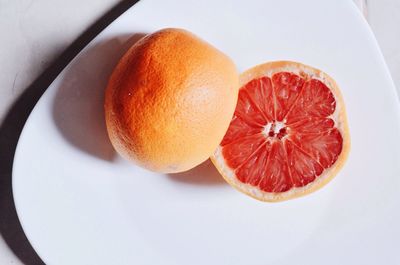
[{"xmin": 105, "ymin": 28, "xmax": 239, "ymax": 173}]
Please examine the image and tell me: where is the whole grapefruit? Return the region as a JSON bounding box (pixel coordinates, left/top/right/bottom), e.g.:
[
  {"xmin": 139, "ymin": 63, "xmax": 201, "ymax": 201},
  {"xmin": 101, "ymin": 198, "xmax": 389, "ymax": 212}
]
[{"xmin": 105, "ymin": 28, "xmax": 238, "ymax": 173}]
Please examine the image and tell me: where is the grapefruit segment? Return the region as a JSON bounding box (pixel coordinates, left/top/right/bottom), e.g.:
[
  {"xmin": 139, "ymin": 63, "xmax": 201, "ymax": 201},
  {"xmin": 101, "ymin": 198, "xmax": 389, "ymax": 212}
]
[
  {"xmin": 257, "ymin": 141, "xmax": 291, "ymax": 193},
  {"xmin": 211, "ymin": 61, "xmax": 350, "ymax": 202},
  {"xmin": 289, "ymin": 129, "xmax": 343, "ymax": 168},
  {"xmin": 235, "ymin": 142, "xmax": 271, "ymax": 186},
  {"xmin": 243, "ymin": 77, "xmax": 275, "ymax": 122},
  {"xmin": 235, "ymin": 85, "xmax": 269, "ymax": 127},
  {"xmin": 288, "ymin": 117, "xmax": 334, "ymax": 134},
  {"xmin": 220, "ymin": 116, "xmax": 262, "ymax": 146},
  {"xmin": 284, "ymin": 139, "xmax": 323, "ymax": 187},
  {"xmin": 272, "ymin": 72, "xmax": 305, "ymax": 121},
  {"xmin": 286, "ymin": 79, "xmax": 336, "ymax": 124},
  {"xmin": 222, "ymin": 134, "xmax": 266, "ymax": 169}
]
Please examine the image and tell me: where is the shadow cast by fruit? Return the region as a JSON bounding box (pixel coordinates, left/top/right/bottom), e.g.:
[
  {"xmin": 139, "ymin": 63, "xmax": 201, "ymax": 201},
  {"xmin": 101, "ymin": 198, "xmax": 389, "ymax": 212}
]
[
  {"xmin": 52, "ymin": 33, "xmax": 146, "ymax": 161},
  {"xmin": 167, "ymin": 159, "xmax": 226, "ymax": 186}
]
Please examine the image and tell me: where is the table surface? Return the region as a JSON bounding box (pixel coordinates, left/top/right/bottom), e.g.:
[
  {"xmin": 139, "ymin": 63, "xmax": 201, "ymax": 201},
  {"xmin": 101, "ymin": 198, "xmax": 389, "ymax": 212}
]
[{"xmin": 0, "ymin": 0, "xmax": 399, "ymax": 264}]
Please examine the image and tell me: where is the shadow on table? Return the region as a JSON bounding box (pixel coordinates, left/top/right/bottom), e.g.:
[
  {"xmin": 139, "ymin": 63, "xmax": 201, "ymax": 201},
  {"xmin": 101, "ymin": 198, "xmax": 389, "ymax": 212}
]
[{"xmin": 0, "ymin": 1, "xmax": 140, "ymax": 264}]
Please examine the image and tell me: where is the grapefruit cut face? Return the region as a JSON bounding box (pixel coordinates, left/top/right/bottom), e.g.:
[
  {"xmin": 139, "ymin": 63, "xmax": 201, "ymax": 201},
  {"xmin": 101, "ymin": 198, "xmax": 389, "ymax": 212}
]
[{"xmin": 212, "ymin": 61, "xmax": 350, "ymax": 202}]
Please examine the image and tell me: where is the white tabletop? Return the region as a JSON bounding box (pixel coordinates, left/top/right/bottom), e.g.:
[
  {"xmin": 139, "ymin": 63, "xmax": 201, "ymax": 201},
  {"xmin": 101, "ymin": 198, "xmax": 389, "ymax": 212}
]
[{"xmin": 0, "ymin": 1, "xmax": 399, "ymax": 264}]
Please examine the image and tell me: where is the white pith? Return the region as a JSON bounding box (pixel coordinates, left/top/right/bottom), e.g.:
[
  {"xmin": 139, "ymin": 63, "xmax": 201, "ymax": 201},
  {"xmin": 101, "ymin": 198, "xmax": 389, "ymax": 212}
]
[
  {"xmin": 262, "ymin": 123, "xmax": 272, "ymax": 137},
  {"xmin": 212, "ymin": 62, "xmax": 349, "ymax": 201},
  {"xmin": 273, "ymin": 121, "xmax": 285, "ymax": 134},
  {"xmin": 262, "ymin": 121, "xmax": 286, "ymax": 138}
]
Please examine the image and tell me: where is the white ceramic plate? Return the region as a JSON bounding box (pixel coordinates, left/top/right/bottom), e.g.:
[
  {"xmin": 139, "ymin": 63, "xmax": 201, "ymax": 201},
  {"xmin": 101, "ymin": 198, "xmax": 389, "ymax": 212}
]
[{"xmin": 13, "ymin": 0, "xmax": 400, "ymax": 264}]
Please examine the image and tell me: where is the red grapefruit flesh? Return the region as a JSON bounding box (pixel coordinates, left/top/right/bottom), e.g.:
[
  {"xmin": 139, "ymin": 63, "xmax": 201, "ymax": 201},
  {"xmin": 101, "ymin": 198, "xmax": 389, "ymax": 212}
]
[{"xmin": 211, "ymin": 61, "xmax": 350, "ymax": 201}]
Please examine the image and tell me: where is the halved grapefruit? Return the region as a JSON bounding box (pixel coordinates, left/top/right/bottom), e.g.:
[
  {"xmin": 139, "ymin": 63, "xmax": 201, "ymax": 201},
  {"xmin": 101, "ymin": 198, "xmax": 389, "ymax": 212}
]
[{"xmin": 211, "ymin": 61, "xmax": 350, "ymax": 202}]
